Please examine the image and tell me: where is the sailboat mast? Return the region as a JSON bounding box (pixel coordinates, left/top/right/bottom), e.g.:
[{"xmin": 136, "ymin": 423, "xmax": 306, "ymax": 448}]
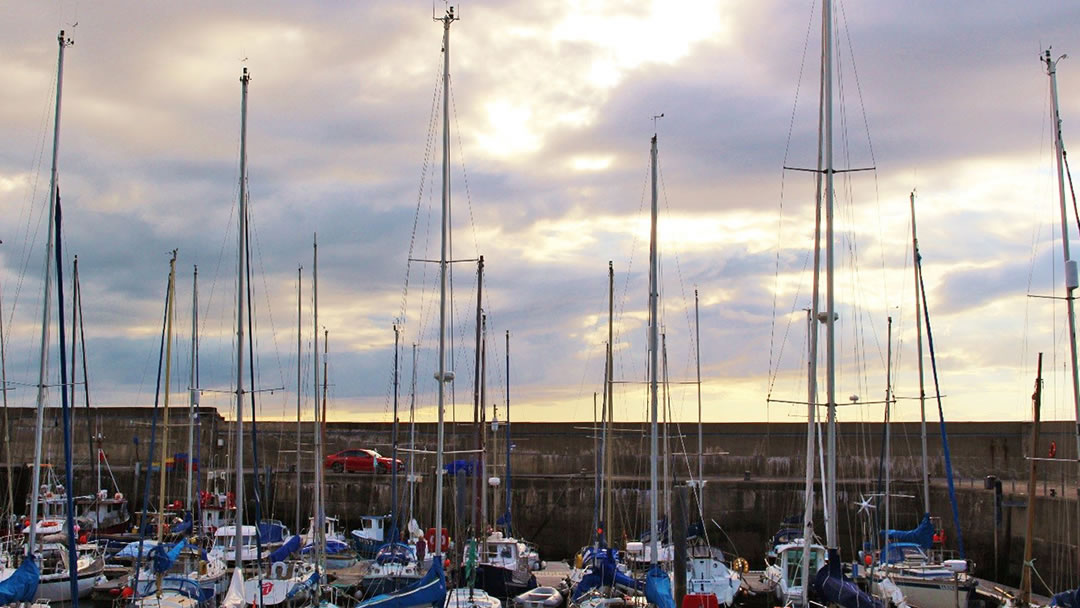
[
  {"xmin": 313, "ymin": 235, "xmax": 323, "ymax": 580},
  {"xmin": 648, "ymin": 133, "xmax": 660, "ymax": 567},
  {"xmin": 822, "ymin": 0, "xmax": 839, "ymax": 550},
  {"xmin": 662, "ymin": 333, "xmax": 670, "ymax": 529},
  {"xmin": 319, "ymin": 330, "xmax": 329, "ymax": 577},
  {"xmin": 604, "ymin": 261, "xmax": 614, "ymax": 543},
  {"xmin": 910, "ymin": 193, "xmax": 930, "ymax": 513},
  {"xmin": 1043, "ymin": 51, "xmax": 1080, "ymax": 472},
  {"xmin": 434, "ymin": 5, "xmax": 457, "ymax": 559},
  {"xmin": 884, "ymin": 316, "xmax": 892, "ymax": 563},
  {"xmin": 800, "ymin": 5, "xmax": 828, "ymax": 600},
  {"xmin": 187, "ymin": 266, "xmax": 198, "ymax": 514},
  {"xmin": 392, "ymin": 322, "xmax": 400, "ymax": 537},
  {"xmin": 29, "ymin": 29, "xmax": 71, "ymax": 556},
  {"xmin": 1020, "ymin": 352, "xmax": 1044, "ymax": 606},
  {"xmin": 408, "ymin": 343, "xmax": 417, "ymax": 521},
  {"xmin": 158, "ymin": 252, "xmax": 177, "ymax": 596},
  {"xmin": 473, "ymin": 256, "xmax": 484, "ymax": 537},
  {"xmin": 0, "ymin": 251, "xmax": 11, "ymax": 521},
  {"xmin": 480, "ymin": 316, "xmax": 488, "ymax": 536},
  {"xmin": 694, "ymin": 290, "xmax": 702, "ymax": 484},
  {"xmin": 233, "ymin": 66, "xmax": 250, "ymax": 562},
  {"xmin": 295, "ymin": 265, "xmax": 302, "ymax": 537},
  {"xmin": 505, "ymin": 329, "xmax": 511, "ymax": 536}
]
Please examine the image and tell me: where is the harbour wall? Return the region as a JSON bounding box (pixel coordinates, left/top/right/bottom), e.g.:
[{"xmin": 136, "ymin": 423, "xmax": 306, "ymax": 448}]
[{"xmin": 2, "ymin": 406, "xmax": 1077, "ymax": 590}]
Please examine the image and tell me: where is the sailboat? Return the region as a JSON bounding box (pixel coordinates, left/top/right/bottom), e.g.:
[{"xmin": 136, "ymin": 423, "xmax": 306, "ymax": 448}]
[
  {"xmin": 69, "ymin": 258, "xmax": 131, "ymax": 537},
  {"xmin": 220, "ymin": 65, "xmax": 256, "ymax": 608},
  {"xmin": 862, "ymin": 194, "xmax": 973, "ymax": 608},
  {"xmin": 298, "ymin": 327, "xmax": 356, "ymax": 572},
  {"xmin": 355, "ymin": 8, "xmax": 464, "ymax": 608},
  {"xmin": 1036, "ymin": 45, "xmax": 1080, "ymax": 608},
  {"xmin": 130, "ymin": 254, "xmax": 227, "ymax": 608},
  {"xmin": 358, "ymin": 326, "xmax": 422, "ymax": 600},
  {"xmin": 0, "ymin": 29, "xmax": 104, "ymax": 605},
  {"xmin": 572, "ymin": 133, "xmax": 675, "ymax": 608},
  {"xmin": 472, "ymin": 331, "xmax": 539, "ymax": 603}
]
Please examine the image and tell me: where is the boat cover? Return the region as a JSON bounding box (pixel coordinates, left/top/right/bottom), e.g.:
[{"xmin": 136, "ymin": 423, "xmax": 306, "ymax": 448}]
[
  {"xmin": 880, "ymin": 513, "xmax": 934, "ymax": 549},
  {"xmin": 259, "ymin": 521, "xmax": 289, "ymax": 543},
  {"xmin": 151, "ymin": 538, "xmax": 188, "ymax": 573},
  {"xmin": 645, "ymin": 564, "xmax": 675, "ymax": 608},
  {"xmin": 117, "ymin": 539, "xmax": 160, "ymax": 559},
  {"xmin": 374, "ymin": 542, "xmax": 415, "ymax": 565},
  {"xmin": 0, "ymin": 555, "xmax": 40, "ymax": 604},
  {"xmin": 222, "ymin": 565, "xmax": 246, "ymax": 608},
  {"xmin": 171, "ymin": 511, "xmax": 193, "ymax": 535},
  {"xmin": 270, "ymin": 535, "xmax": 301, "ymax": 563},
  {"xmin": 813, "ymin": 549, "xmax": 883, "ymax": 608},
  {"xmin": 572, "ymin": 548, "xmax": 643, "ymax": 601},
  {"xmin": 286, "ymin": 570, "xmax": 320, "ymax": 600},
  {"xmin": 1053, "ymin": 587, "xmax": 1080, "ymax": 607},
  {"xmin": 302, "ymin": 538, "xmax": 350, "ymax": 555},
  {"xmin": 358, "ymin": 555, "xmax": 446, "ymax": 608}
]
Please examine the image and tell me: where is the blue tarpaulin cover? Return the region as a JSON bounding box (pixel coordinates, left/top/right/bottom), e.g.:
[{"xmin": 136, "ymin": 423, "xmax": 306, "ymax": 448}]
[
  {"xmin": 286, "ymin": 570, "xmax": 320, "ymax": 600},
  {"xmin": 572, "ymin": 547, "xmax": 644, "ymax": 601},
  {"xmin": 259, "ymin": 522, "xmax": 288, "ymax": 544},
  {"xmin": 645, "ymin": 564, "xmax": 675, "ymax": 608},
  {"xmin": 269, "ymin": 535, "xmax": 301, "ymax": 563},
  {"xmin": 880, "ymin": 513, "xmax": 934, "ymax": 550},
  {"xmin": 171, "ymin": 512, "xmax": 193, "ymax": 536},
  {"xmin": 814, "ymin": 549, "xmax": 883, "ymax": 608},
  {"xmin": 151, "ymin": 539, "xmax": 188, "ymax": 574},
  {"xmin": 0, "ymin": 556, "xmax": 40, "ymax": 604},
  {"xmin": 358, "ymin": 556, "xmax": 446, "ymax": 608},
  {"xmin": 301, "ymin": 538, "xmax": 350, "ymax": 555},
  {"xmin": 1053, "ymin": 588, "xmax": 1080, "ymax": 607}
]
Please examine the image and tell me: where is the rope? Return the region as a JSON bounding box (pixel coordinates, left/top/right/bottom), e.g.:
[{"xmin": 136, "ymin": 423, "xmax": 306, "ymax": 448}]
[
  {"xmin": 769, "ymin": 0, "xmax": 819, "ymax": 396},
  {"xmin": 1026, "ymin": 558, "xmax": 1057, "ymax": 597}
]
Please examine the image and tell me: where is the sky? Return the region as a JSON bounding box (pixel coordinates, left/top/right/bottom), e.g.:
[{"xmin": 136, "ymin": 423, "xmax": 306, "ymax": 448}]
[{"xmin": 1, "ymin": 1, "xmax": 1079, "ymax": 427}]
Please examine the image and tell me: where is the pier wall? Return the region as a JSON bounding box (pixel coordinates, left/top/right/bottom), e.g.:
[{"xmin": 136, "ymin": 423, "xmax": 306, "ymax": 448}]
[{"xmin": 2, "ymin": 407, "xmax": 1076, "ymax": 590}]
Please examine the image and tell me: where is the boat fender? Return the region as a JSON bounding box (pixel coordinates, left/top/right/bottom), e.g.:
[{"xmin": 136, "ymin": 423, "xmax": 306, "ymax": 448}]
[
  {"xmin": 426, "ymin": 527, "xmax": 450, "ymax": 553},
  {"xmin": 943, "ymin": 559, "xmax": 967, "ymax": 573}
]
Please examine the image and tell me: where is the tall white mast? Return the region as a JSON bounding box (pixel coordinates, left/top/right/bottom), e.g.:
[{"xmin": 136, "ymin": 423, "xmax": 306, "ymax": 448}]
[
  {"xmin": 822, "ymin": 0, "xmax": 839, "ymax": 550},
  {"xmin": 233, "ymin": 66, "xmax": 250, "ymax": 563},
  {"xmin": 408, "ymin": 343, "xmax": 417, "ymax": 521},
  {"xmin": 157, "ymin": 252, "xmax": 178, "ymax": 595},
  {"xmin": 910, "ymin": 193, "xmax": 930, "ymax": 513},
  {"xmin": 648, "ymin": 132, "xmax": 660, "ymax": 567},
  {"xmin": 187, "ymin": 265, "xmax": 198, "ymax": 515},
  {"xmin": 313, "ymin": 235, "xmax": 324, "ymax": 581},
  {"xmin": 694, "ymin": 290, "xmax": 703, "ymax": 485},
  {"xmin": 1043, "ymin": 50, "xmax": 1080, "ymax": 471},
  {"xmin": 799, "ymin": 4, "xmax": 829, "ymax": 599},
  {"xmin": 295, "ymin": 265, "xmax": 302, "ymax": 537},
  {"xmin": 433, "ymin": 5, "xmax": 458, "ymax": 561},
  {"xmin": 662, "ymin": 333, "xmax": 671, "ymax": 527},
  {"xmin": 28, "ymin": 30, "xmax": 72, "ymax": 556}
]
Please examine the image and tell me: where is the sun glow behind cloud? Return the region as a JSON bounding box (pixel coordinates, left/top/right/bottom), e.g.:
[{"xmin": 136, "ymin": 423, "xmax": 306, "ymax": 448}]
[{"xmin": 1, "ymin": 2, "xmax": 1078, "ymax": 424}]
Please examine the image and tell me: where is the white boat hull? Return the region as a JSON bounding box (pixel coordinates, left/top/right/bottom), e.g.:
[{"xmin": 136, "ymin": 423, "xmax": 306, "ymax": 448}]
[
  {"xmin": 36, "ymin": 556, "xmax": 105, "ymax": 602},
  {"xmin": 873, "ymin": 574, "xmax": 973, "ymax": 608}
]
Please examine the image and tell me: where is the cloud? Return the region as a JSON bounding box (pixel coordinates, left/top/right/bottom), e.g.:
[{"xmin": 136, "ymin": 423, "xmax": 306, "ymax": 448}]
[{"xmin": 0, "ymin": 1, "xmax": 1077, "ymax": 426}]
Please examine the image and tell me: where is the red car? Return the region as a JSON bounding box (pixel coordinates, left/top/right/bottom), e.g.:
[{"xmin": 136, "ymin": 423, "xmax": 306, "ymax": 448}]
[{"xmin": 324, "ymin": 449, "xmax": 403, "ymax": 474}]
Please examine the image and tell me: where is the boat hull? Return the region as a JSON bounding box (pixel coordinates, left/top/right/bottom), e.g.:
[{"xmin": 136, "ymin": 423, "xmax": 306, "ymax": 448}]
[
  {"xmin": 37, "ymin": 557, "xmax": 105, "ymax": 602},
  {"xmin": 872, "ymin": 574, "xmax": 974, "ymax": 608}
]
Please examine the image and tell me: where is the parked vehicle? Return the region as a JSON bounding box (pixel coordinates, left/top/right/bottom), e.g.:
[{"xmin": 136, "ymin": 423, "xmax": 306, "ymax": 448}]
[{"xmin": 324, "ymin": 449, "xmax": 403, "ymax": 474}]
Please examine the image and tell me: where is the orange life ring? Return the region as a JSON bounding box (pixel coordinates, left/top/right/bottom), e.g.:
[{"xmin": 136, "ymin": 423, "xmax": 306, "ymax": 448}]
[{"xmin": 1050, "ymin": 441, "xmax": 1058, "ymax": 458}]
